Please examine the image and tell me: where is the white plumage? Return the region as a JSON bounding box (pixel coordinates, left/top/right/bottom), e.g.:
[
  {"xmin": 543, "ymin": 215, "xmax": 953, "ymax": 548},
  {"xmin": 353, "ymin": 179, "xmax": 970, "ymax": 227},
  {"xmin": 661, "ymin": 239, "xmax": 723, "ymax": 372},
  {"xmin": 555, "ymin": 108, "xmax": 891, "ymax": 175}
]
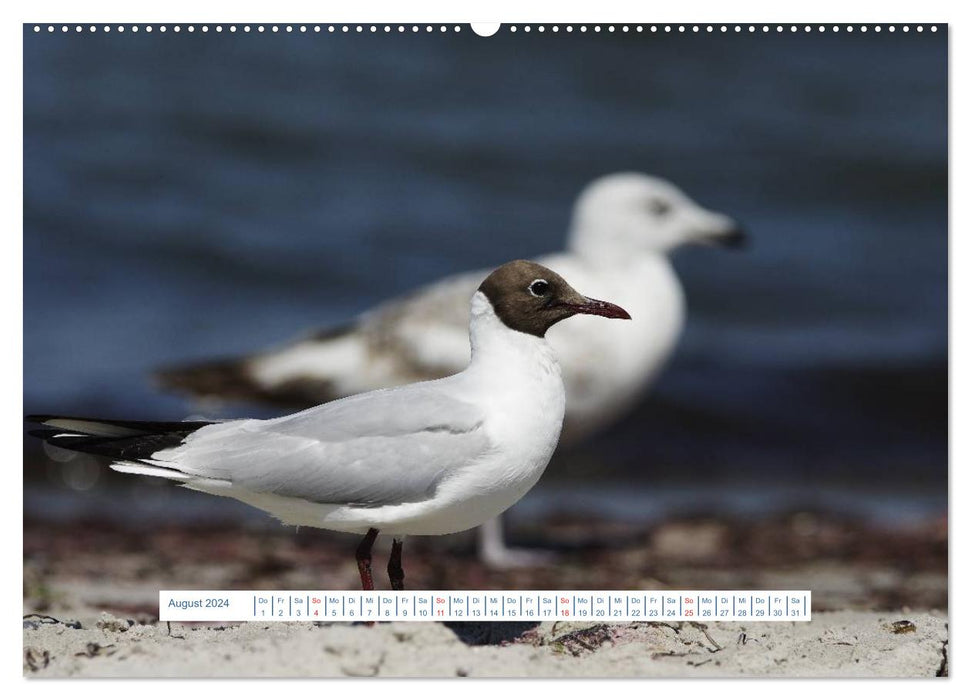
[{"xmin": 91, "ymin": 287, "xmax": 575, "ymax": 539}]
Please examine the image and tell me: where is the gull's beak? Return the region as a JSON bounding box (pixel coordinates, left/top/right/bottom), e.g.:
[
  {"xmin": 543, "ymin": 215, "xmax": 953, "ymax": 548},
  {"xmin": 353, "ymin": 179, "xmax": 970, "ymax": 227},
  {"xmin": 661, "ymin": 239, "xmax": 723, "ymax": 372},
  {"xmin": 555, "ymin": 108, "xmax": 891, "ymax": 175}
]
[
  {"xmin": 566, "ymin": 297, "xmax": 632, "ymax": 320},
  {"xmin": 708, "ymin": 225, "xmax": 748, "ymax": 249},
  {"xmin": 691, "ymin": 211, "xmax": 748, "ymax": 250}
]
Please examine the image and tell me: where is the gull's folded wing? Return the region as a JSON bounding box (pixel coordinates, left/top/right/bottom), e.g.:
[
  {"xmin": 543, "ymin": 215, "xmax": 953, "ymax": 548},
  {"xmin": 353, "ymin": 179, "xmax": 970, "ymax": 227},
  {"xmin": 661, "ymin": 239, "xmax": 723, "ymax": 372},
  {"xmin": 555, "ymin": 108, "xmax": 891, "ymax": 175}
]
[
  {"xmin": 154, "ymin": 384, "xmax": 492, "ymax": 507},
  {"xmin": 155, "ymin": 269, "xmax": 486, "ymax": 407},
  {"xmin": 350, "ymin": 269, "xmax": 485, "ymax": 378}
]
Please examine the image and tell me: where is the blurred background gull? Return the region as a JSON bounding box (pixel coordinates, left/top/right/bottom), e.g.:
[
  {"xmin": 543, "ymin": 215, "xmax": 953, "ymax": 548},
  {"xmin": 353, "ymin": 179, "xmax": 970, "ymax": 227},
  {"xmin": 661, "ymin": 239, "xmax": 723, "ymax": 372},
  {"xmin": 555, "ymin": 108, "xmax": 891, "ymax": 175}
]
[
  {"xmin": 151, "ymin": 170, "xmax": 745, "ymax": 567},
  {"xmin": 23, "ymin": 26, "xmax": 946, "ymax": 607}
]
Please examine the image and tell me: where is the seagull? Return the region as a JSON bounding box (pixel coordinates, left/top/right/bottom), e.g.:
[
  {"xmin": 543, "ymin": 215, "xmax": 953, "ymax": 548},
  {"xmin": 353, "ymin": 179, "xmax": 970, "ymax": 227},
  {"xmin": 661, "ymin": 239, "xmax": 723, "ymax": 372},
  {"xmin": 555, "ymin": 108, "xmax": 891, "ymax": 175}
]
[
  {"xmin": 153, "ymin": 173, "xmax": 744, "ymax": 567},
  {"xmin": 27, "ymin": 260, "xmax": 631, "ymax": 591}
]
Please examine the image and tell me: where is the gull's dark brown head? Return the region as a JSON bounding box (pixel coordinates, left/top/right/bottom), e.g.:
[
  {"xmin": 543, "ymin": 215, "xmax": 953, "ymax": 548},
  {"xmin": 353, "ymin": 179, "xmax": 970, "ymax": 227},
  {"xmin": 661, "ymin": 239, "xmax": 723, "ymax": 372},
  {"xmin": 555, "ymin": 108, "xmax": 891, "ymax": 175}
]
[{"xmin": 477, "ymin": 260, "xmax": 631, "ymax": 337}]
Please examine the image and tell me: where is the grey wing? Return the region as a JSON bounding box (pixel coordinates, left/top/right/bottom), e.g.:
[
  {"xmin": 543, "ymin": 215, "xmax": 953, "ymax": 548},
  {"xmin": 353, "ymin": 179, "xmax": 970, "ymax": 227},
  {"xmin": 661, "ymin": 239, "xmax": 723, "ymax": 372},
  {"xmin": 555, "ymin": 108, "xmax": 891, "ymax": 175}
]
[
  {"xmin": 160, "ymin": 385, "xmax": 492, "ymax": 506},
  {"xmin": 354, "ymin": 269, "xmax": 488, "ymax": 379}
]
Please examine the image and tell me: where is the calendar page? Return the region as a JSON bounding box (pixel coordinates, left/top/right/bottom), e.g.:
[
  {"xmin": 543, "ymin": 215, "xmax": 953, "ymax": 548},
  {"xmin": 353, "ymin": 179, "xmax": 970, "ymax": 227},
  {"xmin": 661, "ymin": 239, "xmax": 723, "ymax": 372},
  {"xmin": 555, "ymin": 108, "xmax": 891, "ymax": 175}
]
[{"xmin": 22, "ymin": 12, "xmax": 948, "ymax": 680}]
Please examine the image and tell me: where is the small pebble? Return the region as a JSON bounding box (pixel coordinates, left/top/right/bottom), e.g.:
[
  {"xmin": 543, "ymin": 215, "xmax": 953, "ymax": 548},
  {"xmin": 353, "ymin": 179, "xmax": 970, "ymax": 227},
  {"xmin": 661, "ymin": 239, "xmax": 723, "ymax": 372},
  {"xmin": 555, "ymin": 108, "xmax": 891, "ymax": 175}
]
[{"xmin": 890, "ymin": 620, "xmax": 917, "ymax": 634}]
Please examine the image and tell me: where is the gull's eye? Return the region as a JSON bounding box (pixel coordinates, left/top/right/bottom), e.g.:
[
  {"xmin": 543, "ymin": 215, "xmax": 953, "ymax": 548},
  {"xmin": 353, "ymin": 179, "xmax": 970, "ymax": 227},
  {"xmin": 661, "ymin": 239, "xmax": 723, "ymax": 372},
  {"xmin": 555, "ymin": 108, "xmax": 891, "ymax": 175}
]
[
  {"xmin": 528, "ymin": 279, "xmax": 550, "ymax": 297},
  {"xmin": 647, "ymin": 198, "xmax": 671, "ymax": 216}
]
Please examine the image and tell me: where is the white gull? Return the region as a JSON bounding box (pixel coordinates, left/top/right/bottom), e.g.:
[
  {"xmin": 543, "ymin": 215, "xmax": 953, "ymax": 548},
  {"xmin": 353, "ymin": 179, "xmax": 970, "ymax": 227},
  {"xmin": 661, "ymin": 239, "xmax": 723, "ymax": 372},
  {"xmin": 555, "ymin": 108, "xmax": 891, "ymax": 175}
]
[
  {"xmin": 155, "ymin": 172, "xmax": 744, "ymax": 566},
  {"xmin": 29, "ymin": 261, "xmax": 631, "ymax": 590}
]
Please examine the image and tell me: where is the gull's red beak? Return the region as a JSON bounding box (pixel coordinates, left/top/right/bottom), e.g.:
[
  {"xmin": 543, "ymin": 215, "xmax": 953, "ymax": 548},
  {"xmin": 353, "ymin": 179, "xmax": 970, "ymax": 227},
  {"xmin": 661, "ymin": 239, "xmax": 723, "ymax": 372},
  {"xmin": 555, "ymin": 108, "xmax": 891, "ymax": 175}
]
[{"xmin": 566, "ymin": 297, "xmax": 632, "ymax": 320}]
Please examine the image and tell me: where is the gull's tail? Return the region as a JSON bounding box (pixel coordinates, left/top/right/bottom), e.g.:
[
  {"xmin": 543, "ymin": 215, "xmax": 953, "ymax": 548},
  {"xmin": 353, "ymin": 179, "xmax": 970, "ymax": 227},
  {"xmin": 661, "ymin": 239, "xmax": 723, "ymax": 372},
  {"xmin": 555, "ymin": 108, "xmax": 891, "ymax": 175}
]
[{"xmin": 25, "ymin": 415, "xmax": 216, "ymax": 479}]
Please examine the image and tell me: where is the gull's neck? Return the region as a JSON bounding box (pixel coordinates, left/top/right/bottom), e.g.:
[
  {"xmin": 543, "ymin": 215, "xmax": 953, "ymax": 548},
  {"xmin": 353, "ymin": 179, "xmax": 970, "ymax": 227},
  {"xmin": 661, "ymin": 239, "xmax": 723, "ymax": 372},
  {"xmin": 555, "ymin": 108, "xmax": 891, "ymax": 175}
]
[{"xmin": 466, "ymin": 292, "xmax": 558, "ymax": 372}]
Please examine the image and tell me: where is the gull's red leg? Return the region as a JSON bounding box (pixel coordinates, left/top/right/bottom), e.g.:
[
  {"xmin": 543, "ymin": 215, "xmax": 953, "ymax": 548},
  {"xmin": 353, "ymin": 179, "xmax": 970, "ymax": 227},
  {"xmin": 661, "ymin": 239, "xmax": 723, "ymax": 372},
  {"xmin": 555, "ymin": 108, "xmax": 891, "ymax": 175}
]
[
  {"xmin": 356, "ymin": 528, "xmax": 379, "ymax": 591},
  {"xmin": 388, "ymin": 537, "xmax": 405, "ymax": 591}
]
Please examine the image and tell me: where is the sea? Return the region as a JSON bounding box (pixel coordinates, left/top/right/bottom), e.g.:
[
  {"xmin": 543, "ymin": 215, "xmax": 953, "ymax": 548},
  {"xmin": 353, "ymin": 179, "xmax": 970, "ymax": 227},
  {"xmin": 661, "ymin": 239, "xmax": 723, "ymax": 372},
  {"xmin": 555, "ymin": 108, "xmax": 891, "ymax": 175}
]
[{"xmin": 23, "ymin": 25, "xmax": 947, "ymax": 519}]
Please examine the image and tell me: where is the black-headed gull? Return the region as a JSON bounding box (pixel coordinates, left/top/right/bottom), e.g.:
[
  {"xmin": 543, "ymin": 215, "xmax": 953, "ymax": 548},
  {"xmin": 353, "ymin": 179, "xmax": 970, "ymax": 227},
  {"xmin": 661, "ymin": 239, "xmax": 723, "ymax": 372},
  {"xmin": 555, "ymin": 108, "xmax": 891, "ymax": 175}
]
[
  {"xmin": 154, "ymin": 173, "xmax": 743, "ymax": 568},
  {"xmin": 28, "ymin": 260, "xmax": 631, "ymax": 591}
]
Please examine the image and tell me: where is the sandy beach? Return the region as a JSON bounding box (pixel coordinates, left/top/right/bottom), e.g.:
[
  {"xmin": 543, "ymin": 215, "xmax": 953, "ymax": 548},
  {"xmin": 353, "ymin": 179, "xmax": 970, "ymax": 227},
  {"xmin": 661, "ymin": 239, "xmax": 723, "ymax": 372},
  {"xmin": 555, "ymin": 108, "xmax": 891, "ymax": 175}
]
[
  {"xmin": 23, "ymin": 508, "xmax": 948, "ymax": 678},
  {"xmin": 23, "ymin": 609, "xmax": 948, "ymax": 678}
]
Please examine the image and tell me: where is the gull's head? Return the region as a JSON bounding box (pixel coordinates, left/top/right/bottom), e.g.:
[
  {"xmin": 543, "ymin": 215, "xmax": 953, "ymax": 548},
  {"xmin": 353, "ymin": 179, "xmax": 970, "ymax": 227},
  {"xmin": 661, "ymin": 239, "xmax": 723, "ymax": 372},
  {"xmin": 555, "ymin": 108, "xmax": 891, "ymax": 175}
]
[
  {"xmin": 477, "ymin": 260, "xmax": 631, "ymax": 337},
  {"xmin": 567, "ymin": 172, "xmax": 746, "ymax": 259}
]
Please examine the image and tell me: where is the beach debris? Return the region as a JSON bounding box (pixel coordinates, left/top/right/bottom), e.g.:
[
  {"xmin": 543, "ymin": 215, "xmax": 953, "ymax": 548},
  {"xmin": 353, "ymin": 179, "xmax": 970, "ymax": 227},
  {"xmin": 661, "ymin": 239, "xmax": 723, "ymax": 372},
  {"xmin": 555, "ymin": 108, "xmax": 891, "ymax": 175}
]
[
  {"xmin": 24, "ymin": 647, "xmax": 50, "ymax": 671},
  {"xmin": 651, "ymin": 650, "xmax": 691, "ymax": 660},
  {"xmin": 936, "ymin": 639, "xmax": 948, "ymax": 677},
  {"xmin": 75, "ymin": 642, "xmax": 117, "ymax": 658},
  {"xmin": 688, "ymin": 622, "xmax": 724, "ymax": 652},
  {"xmin": 653, "ymin": 621, "xmax": 683, "ymax": 634},
  {"xmin": 737, "ymin": 632, "xmax": 761, "ymax": 646},
  {"xmin": 550, "ymin": 624, "xmax": 613, "ymax": 656},
  {"xmin": 23, "ymin": 613, "xmax": 82, "ymax": 630},
  {"xmin": 97, "ymin": 612, "xmax": 133, "ymax": 632},
  {"xmin": 890, "ymin": 620, "xmax": 917, "ymax": 634}
]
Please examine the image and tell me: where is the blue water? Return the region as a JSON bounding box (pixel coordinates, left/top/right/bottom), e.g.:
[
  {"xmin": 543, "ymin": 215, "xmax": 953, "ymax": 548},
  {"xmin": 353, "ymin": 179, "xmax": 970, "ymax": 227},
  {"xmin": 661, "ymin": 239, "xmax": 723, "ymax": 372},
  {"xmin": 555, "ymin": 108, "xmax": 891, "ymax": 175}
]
[{"xmin": 23, "ymin": 26, "xmax": 947, "ymax": 486}]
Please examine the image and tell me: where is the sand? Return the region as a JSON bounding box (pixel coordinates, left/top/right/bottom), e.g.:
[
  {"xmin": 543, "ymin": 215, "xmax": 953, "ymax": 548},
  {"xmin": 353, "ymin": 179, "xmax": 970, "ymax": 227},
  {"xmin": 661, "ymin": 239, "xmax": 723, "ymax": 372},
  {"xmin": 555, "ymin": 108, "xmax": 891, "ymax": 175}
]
[
  {"xmin": 23, "ymin": 509, "xmax": 948, "ymax": 678},
  {"xmin": 23, "ymin": 609, "xmax": 947, "ymax": 678}
]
